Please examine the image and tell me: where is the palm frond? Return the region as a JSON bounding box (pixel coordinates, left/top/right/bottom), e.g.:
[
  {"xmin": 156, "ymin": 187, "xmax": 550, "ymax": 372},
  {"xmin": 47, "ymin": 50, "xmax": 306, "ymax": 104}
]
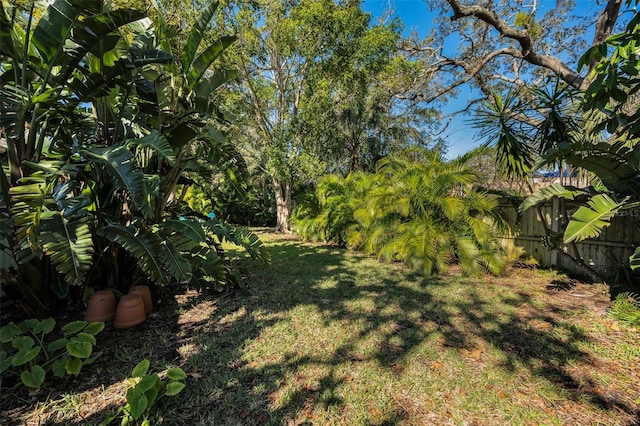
[{"xmin": 456, "ymin": 237, "xmax": 484, "ymax": 277}]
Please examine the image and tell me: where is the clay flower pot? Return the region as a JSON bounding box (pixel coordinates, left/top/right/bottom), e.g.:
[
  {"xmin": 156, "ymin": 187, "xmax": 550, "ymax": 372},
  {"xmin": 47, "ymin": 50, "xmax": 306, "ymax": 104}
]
[
  {"xmin": 85, "ymin": 290, "xmax": 116, "ymax": 323},
  {"xmin": 128, "ymin": 285, "xmax": 153, "ymax": 315},
  {"xmin": 114, "ymin": 294, "xmax": 147, "ymax": 329}
]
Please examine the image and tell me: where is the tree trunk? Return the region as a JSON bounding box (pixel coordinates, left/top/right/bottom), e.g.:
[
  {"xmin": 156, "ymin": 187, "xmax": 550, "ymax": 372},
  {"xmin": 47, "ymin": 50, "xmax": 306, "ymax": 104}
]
[{"xmin": 273, "ymin": 178, "xmax": 292, "ymax": 233}]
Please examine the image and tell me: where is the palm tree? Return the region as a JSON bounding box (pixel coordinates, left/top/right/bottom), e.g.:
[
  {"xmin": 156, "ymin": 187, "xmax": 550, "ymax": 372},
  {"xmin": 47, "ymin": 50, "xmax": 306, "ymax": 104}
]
[
  {"xmin": 293, "ymin": 150, "xmax": 505, "ymax": 276},
  {"xmin": 356, "ymin": 151, "xmax": 505, "ymax": 276}
]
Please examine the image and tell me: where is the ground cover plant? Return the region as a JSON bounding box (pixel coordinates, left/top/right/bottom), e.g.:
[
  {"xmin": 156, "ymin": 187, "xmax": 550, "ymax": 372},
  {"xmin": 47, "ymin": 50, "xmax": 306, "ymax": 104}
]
[{"xmin": 1, "ymin": 231, "xmax": 638, "ymax": 425}]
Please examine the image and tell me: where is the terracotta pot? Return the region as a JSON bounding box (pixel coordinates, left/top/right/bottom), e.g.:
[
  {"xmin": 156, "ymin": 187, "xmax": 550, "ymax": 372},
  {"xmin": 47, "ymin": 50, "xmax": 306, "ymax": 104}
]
[
  {"xmin": 128, "ymin": 285, "xmax": 153, "ymax": 315},
  {"xmin": 114, "ymin": 294, "xmax": 147, "ymax": 329},
  {"xmin": 85, "ymin": 290, "xmax": 116, "ymax": 323}
]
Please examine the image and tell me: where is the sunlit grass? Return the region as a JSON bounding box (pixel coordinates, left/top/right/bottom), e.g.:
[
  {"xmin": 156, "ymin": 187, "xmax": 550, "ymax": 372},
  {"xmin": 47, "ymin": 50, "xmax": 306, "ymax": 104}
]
[
  {"xmin": 5, "ymin": 231, "xmax": 638, "ymax": 425},
  {"xmin": 164, "ymin": 232, "xmax": 638, "ymax": 425}
]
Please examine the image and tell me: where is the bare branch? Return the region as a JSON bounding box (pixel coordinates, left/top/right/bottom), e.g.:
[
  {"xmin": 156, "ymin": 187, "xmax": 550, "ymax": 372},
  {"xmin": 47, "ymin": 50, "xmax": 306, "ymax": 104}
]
[
  {"xmin": 444, "ymin": 0, "xmax": 584, "ymax": 88},
  {"xmin": 424, "ymin": 47, "xmax": 522, "ymax": 103}
]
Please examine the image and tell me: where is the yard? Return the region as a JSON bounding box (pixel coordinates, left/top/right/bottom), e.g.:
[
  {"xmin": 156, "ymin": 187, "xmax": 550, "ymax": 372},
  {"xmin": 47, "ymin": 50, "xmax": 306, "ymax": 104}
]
[{"xmin": 2, "ymin": 231, "xmax": 639, "ymax": 425}]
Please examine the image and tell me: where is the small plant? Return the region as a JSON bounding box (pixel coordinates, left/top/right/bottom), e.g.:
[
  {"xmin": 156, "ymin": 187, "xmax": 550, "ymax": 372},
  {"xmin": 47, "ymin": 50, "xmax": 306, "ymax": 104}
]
[
  {"xmin": 609, "ymin": 292, "xmax": 640, "ymax": 326},
  {"xmin": 102, "ymin": 359, "xmax": 186, "ymax": 425},
  {"xmin": 0, "ymin": 319, "xmax": 104, "ymax": 389}
]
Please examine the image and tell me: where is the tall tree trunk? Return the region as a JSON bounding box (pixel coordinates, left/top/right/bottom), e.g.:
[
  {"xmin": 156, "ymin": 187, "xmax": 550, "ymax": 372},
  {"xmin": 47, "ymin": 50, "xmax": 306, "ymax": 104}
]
[{"xmin": 273, "ymin": 178, "xmax": 292, "ymax": 233}]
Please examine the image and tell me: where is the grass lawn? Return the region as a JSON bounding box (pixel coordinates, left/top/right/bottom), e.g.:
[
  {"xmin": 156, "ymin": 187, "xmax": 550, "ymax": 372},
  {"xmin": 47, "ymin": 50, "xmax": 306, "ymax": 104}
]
[{"xmin": 2, "ymin": 231, "xmax": 639, "ymax": 425}]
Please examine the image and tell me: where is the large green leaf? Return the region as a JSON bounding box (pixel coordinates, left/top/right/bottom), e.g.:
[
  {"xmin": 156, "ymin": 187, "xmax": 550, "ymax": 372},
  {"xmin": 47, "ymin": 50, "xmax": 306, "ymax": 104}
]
[
  {"xmin": 126, "ymin": 130, "xmax": 176, "ymax": 165},
  {"xmin": 194, "ymin": 69, "xmax": 239, "ymax": 97},
  {"xmin": 186, "ymin": 35, "xmax": 237, "ymax": 90},
  {"xmin": 0, "ymin": 2, "xmax": 17, "ymax": 58},
  {"xmin": 160, "ymin": 239, "xmax": 193, "ymax": 284},
  {"xmin": 564, "ymin": 194, "xmax": 623, "ymax": 243},
  {"xmin": 190, "ymin": 248, "xmax": 225, "ymax": 289},
  {"xmin": 98, "ymin": 224, "xmax": 166, "ymax": 284},
  {"xmin": 181, "ymin": 0, "xmax": 219, "ymax": 74},
  {"xmin": 98, "ymin": 224, "xmax": 192, "ymax": 284},
  {"xmin": 32, "ymin": 0, "xmax": 79, "ymax": 64},
  {"xmin": 39, "ymin": 212, "xmax": 94, "ymax": 286},
  {"xmin": 630, "ymin": 246, "xmax": 640, "ymax": 271},
  {"xmin": 55, "ymin": 8, "xmax": 147, "ymax": 82},
  {"xmin": 161, "ymin": 219, "xmax": 206, "ymax": 251},
  {"xmin": 81, "ymin": 144, "xmax": 152, "ymax": 218},
  {"xmin": 68, "ymin": 50, "xmax": 173, "ymax": 102},
  {"xmin": 519, "ymin": 184, "xmax": 586, "ymax": 213},
  {"xmin": 204, "ymin": 219, "xmax": 270, "ymax": 264},
  {"xmin": 542, "ymin": 142, "xmax": 640, "ymax": 196}
]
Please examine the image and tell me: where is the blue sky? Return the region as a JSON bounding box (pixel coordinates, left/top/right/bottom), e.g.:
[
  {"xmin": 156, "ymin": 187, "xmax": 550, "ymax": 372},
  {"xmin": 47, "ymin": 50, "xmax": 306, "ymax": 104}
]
[{"xmin": 360, "ymin": 0, "xmax": 601, "ymax": 158}]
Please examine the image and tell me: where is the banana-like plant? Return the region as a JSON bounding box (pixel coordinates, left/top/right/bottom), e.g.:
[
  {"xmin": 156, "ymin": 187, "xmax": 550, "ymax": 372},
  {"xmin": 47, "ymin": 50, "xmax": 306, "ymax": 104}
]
[
  {"xmin": 1, "ymin": 0, "xmax": 265, "ymax": 313},
  {"xmin": 521, "ymin": 6, "xmax": 640, "ymax": 275},
  {"xmin": 0, "ymin": 0, "xmax": 170, "ymax": 310}
]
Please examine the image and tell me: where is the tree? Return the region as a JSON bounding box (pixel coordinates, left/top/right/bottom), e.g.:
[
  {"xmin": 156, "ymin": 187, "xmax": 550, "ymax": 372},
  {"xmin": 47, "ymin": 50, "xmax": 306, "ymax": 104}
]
[
  {"xmin": 471, "ymin": 2, "xmax": 640, "ymax": 281},
  {"xmin": 300, "ymin": 41, "xmax": 442, "ymax": 174},
  {"xmin": 419, "ymin": 0, "xmax": 631, "ymax": 105},
  {"xmin": 522, "ymin": 5, "xmax": 640, "ymax": 276},
  {"xmin": 218, "ymin": 0, "xmax": 408, "ymax": 232}
]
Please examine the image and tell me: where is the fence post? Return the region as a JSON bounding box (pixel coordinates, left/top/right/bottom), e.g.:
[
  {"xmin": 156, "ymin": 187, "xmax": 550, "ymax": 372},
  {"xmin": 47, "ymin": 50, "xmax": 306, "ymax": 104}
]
[{"xmin": 551, "ymin": 197, "xmax": 560, "ymax": 267}]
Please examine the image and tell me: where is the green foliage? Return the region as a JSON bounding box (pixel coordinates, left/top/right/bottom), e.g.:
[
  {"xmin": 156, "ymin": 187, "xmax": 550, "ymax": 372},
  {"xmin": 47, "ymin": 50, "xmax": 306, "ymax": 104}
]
[
  {"xmin": 608, "ymin": 292, "xmax": 640, "ymax": 326},
  {"xmin": 101, "ymin": 359, "xmax": 186, "ymax": 425},
  {"xmin": 579, "ymin": 2, "xmax": 640, "ymax": 139},
  {"xmin": 1, "ymin": 0, "xmax": 259, "ymax": 311},
  {"xmin": 563, "ymin": 194, "xmax": 624, "ymax": 243},
  {"xmin": 293, "ymin": 151, "xmax": 505, "ymax": 276},
  {"xmin": 0, "ymin": 319, "xmax": 103, "ymax": 389},
  {"xmin": 630, "ymin": 247, "xmax": 640, "ymax": 271},
  {"xmin": 519, "ymin": 183, "xmax": 587, "ymax": 213},
  {"xmin": 473, "ymin": 92, "xmax": 534, "ymax": 178},
  {"xmin": 520, "ymin": 7, "xmax": 640, "ymax": 272}
]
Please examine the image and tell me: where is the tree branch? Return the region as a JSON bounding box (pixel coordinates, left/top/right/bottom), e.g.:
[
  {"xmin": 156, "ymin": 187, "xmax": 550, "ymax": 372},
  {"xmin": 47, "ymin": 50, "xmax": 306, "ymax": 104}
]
[{"xmin": 444, "ymin": 0, "xmax": 584, "ymax": 88}]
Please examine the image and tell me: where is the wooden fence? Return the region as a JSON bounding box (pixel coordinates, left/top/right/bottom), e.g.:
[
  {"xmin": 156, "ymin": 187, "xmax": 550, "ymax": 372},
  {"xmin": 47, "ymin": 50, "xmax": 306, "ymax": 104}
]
[{"xmin": 498, "ymin": 198, "xmax": 640, "ymax": 283}]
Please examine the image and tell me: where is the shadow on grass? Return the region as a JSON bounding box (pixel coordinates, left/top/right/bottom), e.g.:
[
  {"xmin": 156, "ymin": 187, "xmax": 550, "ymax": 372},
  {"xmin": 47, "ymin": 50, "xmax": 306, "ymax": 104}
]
[
  {"xmin": 7, "ymin": 235, "xmax": 634, "ymax": 424},
  {"xmin": 155, "ymin": 235, "xmax": 639, "ymax": 425},
  {"xmin": 0, "ymin": 288, "xmax": 184, "ymax": 426}
]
